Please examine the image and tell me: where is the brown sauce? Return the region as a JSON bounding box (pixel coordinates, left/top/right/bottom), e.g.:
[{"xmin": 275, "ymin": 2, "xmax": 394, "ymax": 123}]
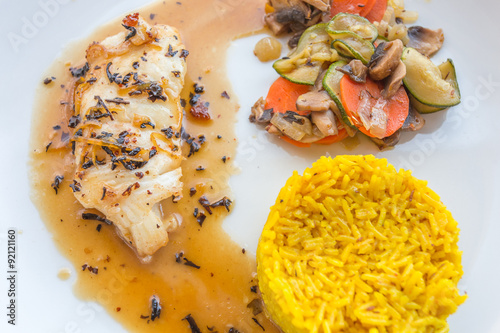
[{"xmin": 29, "ymin": 0, "xmax": 280, "ymax": 332}]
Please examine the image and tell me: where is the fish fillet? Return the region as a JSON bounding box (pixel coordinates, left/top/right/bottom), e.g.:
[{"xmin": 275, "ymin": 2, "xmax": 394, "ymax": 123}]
[{"xmin": 70, "ymin": 14, "xmax": 187, "ymax": 262}]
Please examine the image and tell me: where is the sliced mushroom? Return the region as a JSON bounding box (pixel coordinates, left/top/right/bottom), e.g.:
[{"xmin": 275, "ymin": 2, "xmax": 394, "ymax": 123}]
[
  {"xmin": 369, "ymin": 130, "xmax": 400, "ymax": 150},
  {"xmin": 275, "ymin": 7, "xmax": 307, "ymax": 25},
  {"xmin": 264, "ymin": 13, "xmax": 289, "ymax": 35},
  {"xmin": 271, "ymin": 0, "xmax": 311, "ymax": 33},
  {"xmin": 301, "ymin": 0, "xmax": 330, "ymax": 12},
  {"xmin": 402, "ymin": 105, "xmax": 425, "ymax": 131},
  {"xmin": 311, "ymin": 110, "xmax": 338, "ymax": 136},
  {"xmin": 296, "ymin": 90, "xmax": 335, "ymax": 112},
  {"xmin": 368, "ymin": 39, "xmax": 404, "ymax": 81},
  {"xmin": 305, "ymin": 8, "xmax": 324, "ymax": 27},
  {"xmin": 266, "ymin": 0, "xmax": 324, "ymax": 35},
  {"xmin": 288, "ymin": 31, "xmax": 304, "ymax": 49},
  {"xmin": 382, "ymin": 60, "xmax": 406, "ymax": 98},
  {"xmin": 313, "ymin": 67, "xmax": 328, "ymax": 90},
  {"xmin": 269, "ymin": 0, "xmax": 308, "ymax": 11},
  {"xmin": 295, "ymin": 70, "xmax": 335, "ymax": 112},
  {"xmin": 250, "ymin": 97, "xmax": 274, "ymax": 124},
  {"xmin": 407, "ymin": 26, "xmax": 444, "ymax": 57},
  {"xmin": 337, "ymin": 59, "xmax": 368, "ymax": 83}
]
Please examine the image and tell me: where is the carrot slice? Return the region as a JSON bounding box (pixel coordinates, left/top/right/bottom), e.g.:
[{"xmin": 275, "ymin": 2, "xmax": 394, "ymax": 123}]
[
  {"xmin": 330, "ymin": 0, "xmax": 371, "ymax": 17},
  {"xmin": 281, "ymin": 136, "xmax": 311, "ymax": 148},
  {"xmin": 330, "ymin": 0, "xmax": 386, "ymax": 22},
  {"xmin": 265, "ymin": 77, "xmax": 311, "ymax": 116},
  {"xmin": 264, "ymin": 77, "xmax": 347, "ymax": 146},
  {"xmin": 359, "ymin": 0, "xmax": 377, "ymax": 17},
  {"xmin": 265, "ymin": 77, "xmax": 311, "ymax": 147},
  {"xmin": 339, "ymin": 75, "xmax": 409, "ymax": 138},
  {"xmin": 281, "ymin": 129, "xmax": 348, "ymax": 147},
  {"xmin": 315, "ymin": 129, "xmax": 349, "ymax": 144},
  {"xmin": 365, "ymin": 0, "xmax": 387, "ymax": 23}
]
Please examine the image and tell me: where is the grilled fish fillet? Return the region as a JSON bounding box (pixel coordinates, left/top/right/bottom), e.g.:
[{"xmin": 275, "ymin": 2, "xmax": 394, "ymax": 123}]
[{"xmin": 70, "ymin": 14, "xmax": 187, "ymax": 262}]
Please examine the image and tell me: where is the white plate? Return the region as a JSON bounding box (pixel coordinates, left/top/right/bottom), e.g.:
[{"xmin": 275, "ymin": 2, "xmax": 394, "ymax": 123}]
[{"xmin": 1, "ymin": 0, "xmax": 499, "ymax": 332}]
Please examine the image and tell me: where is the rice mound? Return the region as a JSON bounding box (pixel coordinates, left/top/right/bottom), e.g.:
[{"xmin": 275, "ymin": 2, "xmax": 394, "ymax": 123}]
[{"xmin": 257, "ymin": 155, "xmax": 466, "ymax": 333}]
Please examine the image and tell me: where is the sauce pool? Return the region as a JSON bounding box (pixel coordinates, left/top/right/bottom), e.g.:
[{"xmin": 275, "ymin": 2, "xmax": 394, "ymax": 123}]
[{"xmin": 29, "ymin": 0, "xmax": 280, "ymax": 332}]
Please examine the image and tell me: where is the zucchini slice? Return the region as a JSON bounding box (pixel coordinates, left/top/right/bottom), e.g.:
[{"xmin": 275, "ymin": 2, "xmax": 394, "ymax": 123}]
[
  {"xmin": 322, "ymin": 60, "xmax": 357, "ymax": 132},
  {"xmin": 273, "ymin": 23, "xmax": 337, "ymax": 85},
  {"xmin": 402, "ymin": 48, "xmax": 461, "ymax": 108},
  {"xmin": 327, "ymin": 12, "xmax": 378, "ymax": 42},
  {"xmin": 331, "ymin": 34, "xmax": 375, "ymax": 65},
  {"xmin": 375, "ymin": 35, "xmax": 389, "ymax": 44},
  {"xmin": 438, "ymin": 59, "xmax": 461, "ymax": 98},
  {"xmin": 326, "ymin": 13, "xmax": 376, "ymax": 65},
  {"xmin": 409, "ymin": 95, "xmax": 445, "ymax": 114}
]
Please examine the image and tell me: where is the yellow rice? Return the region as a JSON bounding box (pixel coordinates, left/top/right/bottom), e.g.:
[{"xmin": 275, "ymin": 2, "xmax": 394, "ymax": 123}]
[{"xmin": 257, "ymin": 155, "xmax": 466, "ymax": 333}]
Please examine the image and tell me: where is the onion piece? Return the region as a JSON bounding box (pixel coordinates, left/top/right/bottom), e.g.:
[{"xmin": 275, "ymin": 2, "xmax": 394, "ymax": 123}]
[
  {"xmin": 270, "ymin": 112, "xmax": 312, "ymax": 141},
  {"xmin": 402, "ymin": 106, "xmax": 425, "ymax": 131},
  {"xmin": 355, "ymin": 91, "xmax": 388, "ymax": 139}
]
